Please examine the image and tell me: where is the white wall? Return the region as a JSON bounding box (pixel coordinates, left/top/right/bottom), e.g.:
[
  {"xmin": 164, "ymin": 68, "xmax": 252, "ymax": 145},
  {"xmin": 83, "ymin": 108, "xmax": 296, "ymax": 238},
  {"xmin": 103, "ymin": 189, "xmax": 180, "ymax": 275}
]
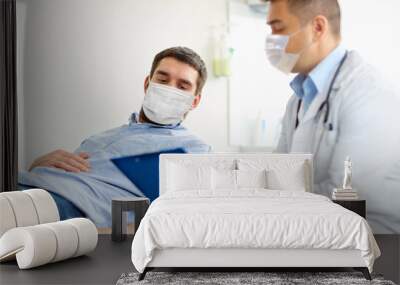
[
  {"xmin": 18, "ymin": 0, "xmax": 236, "ymax": 170},
  {"xmin": 340, "ymin": 0, "xmax": 400, "ymax": 87},
  {"xmin": 228, "ymin": 1, "xmax": 292, "ymax": 149}
]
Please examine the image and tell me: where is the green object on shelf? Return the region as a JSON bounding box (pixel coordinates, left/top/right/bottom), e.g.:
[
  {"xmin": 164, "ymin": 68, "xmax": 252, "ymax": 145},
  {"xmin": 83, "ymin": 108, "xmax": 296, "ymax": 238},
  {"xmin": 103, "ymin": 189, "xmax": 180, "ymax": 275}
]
[{"xmin": 213, "ymin": 58, "xmax": 231, "ymax": 77}]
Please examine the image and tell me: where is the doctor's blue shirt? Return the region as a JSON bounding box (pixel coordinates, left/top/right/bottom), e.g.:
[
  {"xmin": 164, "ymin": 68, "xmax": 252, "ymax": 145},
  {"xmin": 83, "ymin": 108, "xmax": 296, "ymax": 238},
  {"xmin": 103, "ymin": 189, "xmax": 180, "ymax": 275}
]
[
  {"xmin": 290, "ymin": 45, "xmax": 347, "ymax": 112},
  {"xmin": 19, "ymin": 113, "xmax": 211, "ymax": 227}
]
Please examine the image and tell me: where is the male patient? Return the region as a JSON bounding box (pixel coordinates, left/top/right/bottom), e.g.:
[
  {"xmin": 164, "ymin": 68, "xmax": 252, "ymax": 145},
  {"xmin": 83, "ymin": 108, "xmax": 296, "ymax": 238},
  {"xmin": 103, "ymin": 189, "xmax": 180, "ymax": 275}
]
[{"xmin": 19, "ymin": 47, "xmax": 210, "ymax": 227}]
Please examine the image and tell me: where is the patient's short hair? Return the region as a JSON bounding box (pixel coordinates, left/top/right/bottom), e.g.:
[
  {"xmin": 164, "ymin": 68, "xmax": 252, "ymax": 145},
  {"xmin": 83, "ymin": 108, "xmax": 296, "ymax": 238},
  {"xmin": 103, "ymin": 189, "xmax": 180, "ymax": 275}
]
[
  {"xmin": 265, "ymin": 0, "xmax": 341, "ymax": 36},
  {"xmin": 150, "ymin": 47, "xmax": 207, "ymax": 95}
]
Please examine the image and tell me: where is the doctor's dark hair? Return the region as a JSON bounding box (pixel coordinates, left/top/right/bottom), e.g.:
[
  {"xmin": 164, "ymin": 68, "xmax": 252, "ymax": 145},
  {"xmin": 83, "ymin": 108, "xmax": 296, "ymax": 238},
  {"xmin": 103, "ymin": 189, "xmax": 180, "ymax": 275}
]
[
  {"xmin": 150, "ymin": 47, "xmax": 207, "ymax": 95},
  {"xmin": 264, "ymin": 0, "xmax": 341, "ymax": 36}
]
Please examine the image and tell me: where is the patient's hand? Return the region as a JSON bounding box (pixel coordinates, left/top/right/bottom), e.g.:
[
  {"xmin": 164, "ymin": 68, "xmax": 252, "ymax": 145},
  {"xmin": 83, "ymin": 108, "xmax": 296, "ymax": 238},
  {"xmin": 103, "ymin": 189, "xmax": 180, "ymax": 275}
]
[{"xmin": 29, "ymin": 149, "xmax": 90, "ymax": 172}]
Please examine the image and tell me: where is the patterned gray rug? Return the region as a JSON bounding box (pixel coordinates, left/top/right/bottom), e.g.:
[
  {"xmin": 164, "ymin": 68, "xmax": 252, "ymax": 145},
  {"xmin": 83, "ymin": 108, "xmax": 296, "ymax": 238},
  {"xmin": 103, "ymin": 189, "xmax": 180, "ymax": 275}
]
[{"xmin": 116, "ymin": 272, "xmax": 396, "ymax": 285}]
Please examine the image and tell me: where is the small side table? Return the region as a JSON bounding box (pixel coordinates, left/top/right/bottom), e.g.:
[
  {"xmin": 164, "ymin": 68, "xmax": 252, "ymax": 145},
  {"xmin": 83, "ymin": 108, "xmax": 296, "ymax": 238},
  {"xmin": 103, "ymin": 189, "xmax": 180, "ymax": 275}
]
[
  {"xmin": 333, "ymin": 199, "xmax": 366, "ymax": 218},
  {"xmin": 112, "ymin": 197, "xmax": 150, "ymax": 242}
]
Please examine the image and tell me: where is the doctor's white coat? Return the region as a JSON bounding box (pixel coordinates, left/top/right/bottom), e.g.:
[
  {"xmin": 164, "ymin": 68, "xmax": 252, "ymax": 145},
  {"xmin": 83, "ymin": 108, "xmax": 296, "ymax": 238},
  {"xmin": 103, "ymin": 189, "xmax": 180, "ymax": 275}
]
[{"xmin": 276, "ymin": 51, "xmax": 400, "ymax": 234}]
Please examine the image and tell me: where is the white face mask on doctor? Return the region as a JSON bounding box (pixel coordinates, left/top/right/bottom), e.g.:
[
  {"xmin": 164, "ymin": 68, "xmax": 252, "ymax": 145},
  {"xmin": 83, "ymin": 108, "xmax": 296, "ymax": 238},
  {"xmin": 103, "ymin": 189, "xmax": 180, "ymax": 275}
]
[
  {"xmin": 265, "ymin": 28, "xmax": 312, "ymax": 74},
  {"xmin": 142, "ymin": 82, "xmax": 195, "ymax": 125}
]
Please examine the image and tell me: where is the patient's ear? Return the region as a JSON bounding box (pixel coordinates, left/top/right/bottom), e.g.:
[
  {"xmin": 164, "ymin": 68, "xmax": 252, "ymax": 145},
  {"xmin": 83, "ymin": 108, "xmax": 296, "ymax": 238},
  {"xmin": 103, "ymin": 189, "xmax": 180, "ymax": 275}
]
[
  {"xmin": 191, "ymin": 94, "xmax": 202, "ymax": 109},
  {"xmin": 144, "ymin": 76, "xmax": 150, "ymax": 94}
]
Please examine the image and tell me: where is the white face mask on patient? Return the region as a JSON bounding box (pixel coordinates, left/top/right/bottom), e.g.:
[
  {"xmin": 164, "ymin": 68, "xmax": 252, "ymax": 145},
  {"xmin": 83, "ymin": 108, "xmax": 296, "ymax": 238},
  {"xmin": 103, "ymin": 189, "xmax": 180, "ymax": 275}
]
[{"xmin": 142, "ymin": 82, "xmax": 195, "ymax": 125}]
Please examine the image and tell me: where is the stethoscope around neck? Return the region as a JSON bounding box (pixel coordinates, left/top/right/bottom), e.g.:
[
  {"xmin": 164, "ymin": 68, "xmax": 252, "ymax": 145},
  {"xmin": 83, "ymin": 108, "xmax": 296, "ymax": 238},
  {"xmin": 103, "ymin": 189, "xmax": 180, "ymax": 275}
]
[
  {"xmin": 293, "ymin": 51, "xmax": 349, "ymax": 163},
  {"xmin": 294, "ymin": 50, "xmax": 349, "ymax": 131}
]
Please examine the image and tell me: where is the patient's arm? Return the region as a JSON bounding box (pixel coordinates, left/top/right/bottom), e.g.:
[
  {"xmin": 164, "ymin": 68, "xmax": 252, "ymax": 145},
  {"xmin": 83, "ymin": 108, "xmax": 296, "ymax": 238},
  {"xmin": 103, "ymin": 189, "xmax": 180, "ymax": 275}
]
[{"xmin": 29, "ymin": 149, "xmax": 90, "ymax": 173}]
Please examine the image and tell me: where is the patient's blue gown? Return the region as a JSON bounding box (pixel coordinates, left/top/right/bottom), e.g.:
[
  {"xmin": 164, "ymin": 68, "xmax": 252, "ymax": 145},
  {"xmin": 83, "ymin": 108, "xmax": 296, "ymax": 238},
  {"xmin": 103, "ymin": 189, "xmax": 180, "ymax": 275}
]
[{"xmin": 18, "ymin": 113, "xmax": 210, "ymax": 227}]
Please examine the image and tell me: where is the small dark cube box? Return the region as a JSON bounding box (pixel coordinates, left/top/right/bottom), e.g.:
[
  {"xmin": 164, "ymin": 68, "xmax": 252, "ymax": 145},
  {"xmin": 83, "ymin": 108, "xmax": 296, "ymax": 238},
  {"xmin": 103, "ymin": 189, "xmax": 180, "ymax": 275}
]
[
  {"xmin": 112, "ymin": 197, "xmax": 150, "ymax": 242},
  {"xmin": 332, "ymin": 199, "xmax": 366, "ymax": 218}
]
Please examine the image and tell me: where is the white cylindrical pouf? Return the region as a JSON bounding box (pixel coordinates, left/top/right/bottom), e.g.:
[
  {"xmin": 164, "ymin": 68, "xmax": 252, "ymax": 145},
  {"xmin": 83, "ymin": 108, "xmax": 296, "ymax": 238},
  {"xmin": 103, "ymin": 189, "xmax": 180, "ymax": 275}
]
[
  {"xmin": 0, "ymin": 196, "xmax": 17, "ymax": 237},
  {"xmin": 0, "ymin": 226, "xmax": 57, "ymax": 269},
  {"xmin": 0, "ymin": 218, "xmax": 98, "ymax": 269},
  {"xmin": 24, "ymin": 189, "xmax": 60, "ymax": 224},
  {"xmin": 42, "ymin": 221, "xmax": 79, "ymax": 262},
  {"xmin": 1, "ymin": 192, "xmax": 39, "ymax": 227},
  {"xmin": 66, "ymin": 218, "xmax": 98, "ymax": 257}
]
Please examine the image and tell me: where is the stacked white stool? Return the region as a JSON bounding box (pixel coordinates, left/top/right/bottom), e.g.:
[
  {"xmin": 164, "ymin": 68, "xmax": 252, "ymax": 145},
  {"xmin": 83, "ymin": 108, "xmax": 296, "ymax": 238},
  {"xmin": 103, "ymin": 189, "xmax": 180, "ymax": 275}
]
[{"xmin": 0, "ymin": 189, "xmax": 98, "ymax": 269}]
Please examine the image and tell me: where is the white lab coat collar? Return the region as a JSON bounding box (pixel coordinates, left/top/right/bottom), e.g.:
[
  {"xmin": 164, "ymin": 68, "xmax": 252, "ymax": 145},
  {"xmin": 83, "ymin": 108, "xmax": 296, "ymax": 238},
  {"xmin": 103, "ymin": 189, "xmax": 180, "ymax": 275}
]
[
  {"xmin": 288, "ymin": 51, "xmax": 364, "ymax": 153},
  {"xmin": 304, "ymin": 51, "xmax": 364, "ymax": 123}
]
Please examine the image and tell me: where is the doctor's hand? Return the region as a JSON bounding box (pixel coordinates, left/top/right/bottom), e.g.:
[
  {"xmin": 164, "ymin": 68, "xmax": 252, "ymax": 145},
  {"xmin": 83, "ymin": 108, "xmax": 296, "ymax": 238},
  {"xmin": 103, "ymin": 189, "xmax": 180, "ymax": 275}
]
[{"xmin": 28, "ymin": 149, "xmax": 91, "ymax": 173}]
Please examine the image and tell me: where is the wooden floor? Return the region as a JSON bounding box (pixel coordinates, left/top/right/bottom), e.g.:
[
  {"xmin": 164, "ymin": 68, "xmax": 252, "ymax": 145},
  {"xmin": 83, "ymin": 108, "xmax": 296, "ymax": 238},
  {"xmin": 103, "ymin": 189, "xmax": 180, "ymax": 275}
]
[{"xmin": 0, "ymin": 235, "xmax": 399, "ymax": 285}]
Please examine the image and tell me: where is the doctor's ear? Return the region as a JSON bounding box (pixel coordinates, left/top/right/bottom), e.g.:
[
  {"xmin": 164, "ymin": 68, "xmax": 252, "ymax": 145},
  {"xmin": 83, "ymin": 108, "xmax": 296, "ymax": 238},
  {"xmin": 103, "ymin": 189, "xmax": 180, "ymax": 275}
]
[
  {"xmin": 191, "ymin": 94, "xmax": 202, "ymax": 109},
  {"xmin": 311, "ymin": 15, "xmax": 328, "ymax": 40},
  {"xmin": 144, "ymin": 76, "xmax": 150, "ymax": 94}
]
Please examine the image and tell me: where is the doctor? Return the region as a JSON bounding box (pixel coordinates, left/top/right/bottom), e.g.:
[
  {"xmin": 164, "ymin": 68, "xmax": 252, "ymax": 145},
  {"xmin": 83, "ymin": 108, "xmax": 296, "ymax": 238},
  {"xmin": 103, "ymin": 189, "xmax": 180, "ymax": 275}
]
[{"xmin": 265, "ymin": 0, "xmax": 400, "ymax": 233}]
